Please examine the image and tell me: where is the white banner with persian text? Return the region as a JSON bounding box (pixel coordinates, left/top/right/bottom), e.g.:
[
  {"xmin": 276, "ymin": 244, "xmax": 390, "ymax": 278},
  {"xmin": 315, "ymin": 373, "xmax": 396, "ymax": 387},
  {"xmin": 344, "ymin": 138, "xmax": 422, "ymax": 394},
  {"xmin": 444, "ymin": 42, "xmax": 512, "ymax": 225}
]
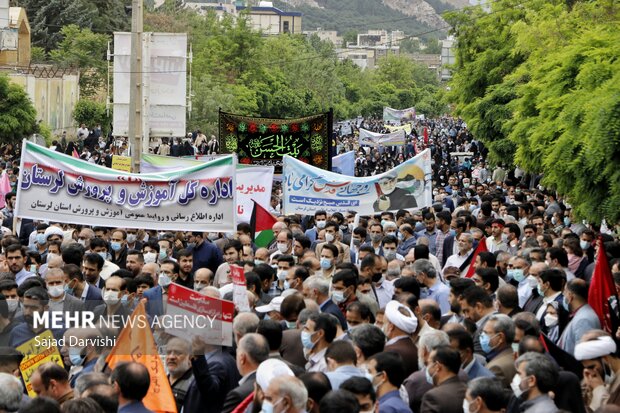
[
  {"xmin": 16, "ymin": 141, "xmax": 236, "ymax": 231},
  {"xmin": 140, "ymin": 153, "xmax": 273, "ymax": 223},
  {"xmin": 283, "ymin": 149, "xmax": 432, "ymax": 215}
]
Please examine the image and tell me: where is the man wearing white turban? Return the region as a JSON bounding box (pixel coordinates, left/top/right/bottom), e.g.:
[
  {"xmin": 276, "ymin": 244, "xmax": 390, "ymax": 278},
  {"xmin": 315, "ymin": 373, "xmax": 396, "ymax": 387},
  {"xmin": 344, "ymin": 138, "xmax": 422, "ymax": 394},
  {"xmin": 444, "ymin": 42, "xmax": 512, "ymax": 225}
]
[
  {"xmin": 383, "ymin": 300, "xmax": 419, "ymax": 377},
  {"xmin": 575, "ymin": 330, "xmax": 620, "ymax": 411}
]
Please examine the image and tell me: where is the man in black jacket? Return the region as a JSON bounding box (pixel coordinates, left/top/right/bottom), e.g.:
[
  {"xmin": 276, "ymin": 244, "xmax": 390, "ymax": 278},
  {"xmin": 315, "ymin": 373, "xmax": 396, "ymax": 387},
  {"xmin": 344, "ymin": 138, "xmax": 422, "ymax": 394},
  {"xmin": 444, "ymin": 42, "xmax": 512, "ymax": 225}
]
[{"xmin": 183, "ymin": 336, "xmax": 241, "ymax": 413}]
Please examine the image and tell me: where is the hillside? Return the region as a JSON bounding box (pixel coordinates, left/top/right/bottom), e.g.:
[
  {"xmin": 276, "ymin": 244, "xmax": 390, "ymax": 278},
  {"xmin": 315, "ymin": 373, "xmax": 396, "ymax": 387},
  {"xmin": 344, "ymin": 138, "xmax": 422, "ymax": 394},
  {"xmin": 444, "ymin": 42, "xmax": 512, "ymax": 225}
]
[{"xmin": 275, "ymin": 0, "xmax": 459, "ymax": 38}]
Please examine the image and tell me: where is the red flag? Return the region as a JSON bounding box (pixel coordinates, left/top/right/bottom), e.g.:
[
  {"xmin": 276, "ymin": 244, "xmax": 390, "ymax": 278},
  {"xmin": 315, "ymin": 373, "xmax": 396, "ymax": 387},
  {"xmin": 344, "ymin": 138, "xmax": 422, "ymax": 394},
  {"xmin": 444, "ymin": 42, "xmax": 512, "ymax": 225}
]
[
  {"xmin": 588, "ymin": 237, "xmax": 617, "ymax": 332},
  {"xmin": 250, "ymin": 200, "xmax": 277, "ymax": 248},
  {"xmin": 72, "ymin": 148, "xmax": 80, "ymax": 159},
  {"xmin": 465, "ymin": 237, "xmax": 489, "ymax": 278},
  {"xmin": 423, "ymin": 127, "xmax": 429, "ymax": 145}
]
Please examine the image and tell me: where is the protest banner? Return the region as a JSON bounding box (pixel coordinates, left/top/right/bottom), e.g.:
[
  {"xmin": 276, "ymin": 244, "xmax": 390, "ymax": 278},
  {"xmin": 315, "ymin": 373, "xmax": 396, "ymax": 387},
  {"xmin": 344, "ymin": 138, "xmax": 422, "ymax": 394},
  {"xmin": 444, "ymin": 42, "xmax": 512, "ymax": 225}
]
[
  {"xmin": 359, "ymin": 128, "xmax": 406, "ymax": 147},
  {"xmin": 111, "ymin": 155, "xmax": 132, "ymax": 172},
  {"xmin": 15, "ymin": 141, "xmax": 237, "ymax": 231},
  {"xmin": 165, "ymin": 283, "xmax": 234, "ymax": 347},
  {"xmin": 230, "ymin": 264, "xmax": 250, "ymax": 313},
  {"xmin": 384, "ymin": 123, "xmax": 413, "ymax": 134},
  {"xmin": 331, "ymin": 151, "xmax": 355, "ymax": 176},
  {"xmin": 16, "ymin": 330, "xmax": 64, "ymax": 397},
  {"xmin": 383, "ymin": 106, "xmax": 416, "ymax": 123},
  {"xmin": 218, "ymin": 110, "xmax": 333, "ymax": 173},
  {"xmin": 141, "ymin": 153, "xmax": 273, "ymax": 223},
  {"xmin": 283, "ymin": 149, "xmax": 432, "ymax": 215},
  {"xmin": 105, "ymin": 302, "xmax": 177, "ymax": 413}
]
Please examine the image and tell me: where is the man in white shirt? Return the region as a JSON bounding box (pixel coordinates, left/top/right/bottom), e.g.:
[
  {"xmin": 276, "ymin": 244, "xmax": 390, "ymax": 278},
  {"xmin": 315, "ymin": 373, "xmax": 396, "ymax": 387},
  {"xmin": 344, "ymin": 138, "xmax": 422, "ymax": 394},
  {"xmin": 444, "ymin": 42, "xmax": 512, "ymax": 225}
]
[{"xmin": 443, "ymin": 233, "xmax": 474, "ymax": 277}]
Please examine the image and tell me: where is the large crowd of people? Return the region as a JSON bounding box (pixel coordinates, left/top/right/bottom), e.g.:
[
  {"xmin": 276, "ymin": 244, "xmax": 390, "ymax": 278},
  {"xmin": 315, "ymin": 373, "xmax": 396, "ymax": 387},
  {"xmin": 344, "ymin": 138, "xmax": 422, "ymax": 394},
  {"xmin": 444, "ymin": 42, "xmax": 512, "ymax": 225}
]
[{"xmin": 0, "ymin": 116, "xmax": 619, "ymax": 413}]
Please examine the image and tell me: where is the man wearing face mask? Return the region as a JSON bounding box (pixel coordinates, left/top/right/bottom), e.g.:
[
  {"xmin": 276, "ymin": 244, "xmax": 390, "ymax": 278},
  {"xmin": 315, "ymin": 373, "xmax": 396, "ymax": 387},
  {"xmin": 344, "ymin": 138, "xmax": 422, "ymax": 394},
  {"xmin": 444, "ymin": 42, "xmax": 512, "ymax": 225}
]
[
  {"xmin": 367, "ymin": 352, "xmax": 412, "ymax": 413},
  {"xmin": 9, "ymin": 287, "xmax": 65, "ymax": 346},
  {"xmin": 303, "ymin": 276, "xmax": 346, "ymax": 329},
  {"xmin": 558, "ymin": 278, "xmax": 600, "ymax": 354},
  {"xmin": 506, "ymin": 256, "xmax": 532, "ymax": 308},
  {"xmin": 0, "ymin": 294, "xmax": 18, "ymax": 346},
  {"xmin": 305, "ymin": 211, "xmax": 328, "ymax": 244},
  {"xmin": 421, "ymin": 346, "xmax": 466, "ymax": 412},
  {"xmin": 382, "ymin": 236, "xmax": 404, "ymax": 263},
  {"xmin": 45, "ymin": 268, "xmax": 84, "ymax": 314},
  {"xmin": 89, "ymin": 237, "xmax": 119, "ymax": 280},
  {"xmin": 93, "ymin": 276, "xmax": 130, "ymax": 321},
  {"xmin": 413, "ymin": 259, "xmax": 450, "ymax": 314},
  {"xmin": 143, "ymin": 259, "xmax": 178, "ymax": 319},
  {"xmin": 575, "ymin": 331, "xmax": 620, "ymax": 410},
  {"xmin": 62, "ymin": 327, "xmax": 102, "ymax": 387},
  {"xmin": 359, "ymin": 253, "xmax": 388, "ymax": 309},
  {"xmin": 109, "ymin": 229, "xmax": 129, "ymax": 269},
  {"xmin": 331, "ymin": 269, "xmax": 359, "ymax": 315},
  {"xmin": 479, "ymin": 314, "xmax": 516, "ymax": 389},
  {"xmin": 363, "ymin": 223, "xmax": 385, "ymax": 256},
  {"xmin": 270, "ymin": 230, "xmax": 294, "ymax": 262},
  {"xmin": 315, "ymin": 222, "xmax": 351, "ymax": 264},
  {"xmin": 301, "ymin": 313, "xmax": 336, "ymax": 373},
  {"xmin": 397, "ymin": 225, "xmax": 416, "ymax": 257},
  {"xmin": 318, "ymin": 243, "xmax": 338, "ymax": 280},
  {"xmin": 511, "ymin": 352, "xmax": 559, "ymax": 412},
  {"xmin": 125, "ymin": 229, "xmax": 143, "ymax": 251},
  {"xmin": 0, "ymin": 280, "xmax": 20, "ymax": 321}
]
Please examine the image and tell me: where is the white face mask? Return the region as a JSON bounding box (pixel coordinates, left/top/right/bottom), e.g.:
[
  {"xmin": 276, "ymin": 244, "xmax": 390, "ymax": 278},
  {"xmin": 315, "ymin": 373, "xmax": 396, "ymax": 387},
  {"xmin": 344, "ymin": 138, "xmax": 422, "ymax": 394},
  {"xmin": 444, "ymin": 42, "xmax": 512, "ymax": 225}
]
[
  {"xmin": 126, "ymin": 234, "xmax": 137, "ymax": 244},
  {"xmin": 47, "ymin": 285, "xmax": 65, "ymax": 298},
  {"xmin": 277, "ymin": 242, "xmax": 289, "ymax": 253},
  {"xmin": 144, "ymin": 252, "xmax": 157, "ymax": 264},
  {"xmin": 511, "ymin": 374, "xmax": 525, "ymax": 398},
  {"xmin": 6, "ymin": 299, "xmax": 18, "ymax": 313},
  {"xmin": 325, "ymin": 233, "xmax": 335, "ymax": 243},
  {"xmin": 103, "ymin": 290, "xmax": 121, "ymax": 306},
  {"xmin": 544, "ymin": 313, "xmax": 558, "ymax": 328}
]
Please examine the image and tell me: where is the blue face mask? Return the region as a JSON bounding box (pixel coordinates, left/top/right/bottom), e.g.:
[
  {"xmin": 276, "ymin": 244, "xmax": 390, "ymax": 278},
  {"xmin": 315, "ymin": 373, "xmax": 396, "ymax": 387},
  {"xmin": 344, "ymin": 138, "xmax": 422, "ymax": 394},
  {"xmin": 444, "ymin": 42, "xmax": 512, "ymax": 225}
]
[
  {"xmin": 479, "ymin": 333, "xmax": 495, "ymax": 354},
  {"xmin": 563, "ymin": 295, "xmax": 570, "ymax": 312},
  {"xmin": 508, "ymin": 269, "xmax": 525, "ymax": 283},
  {"xmin": 159, "ymin": 274, "xmax": 172, "ymax": 287},
  {"xmin": 110, "ymin": 242, "xmax": 122, "ymax": 252},
  {"xmin": 36, "ymin": 233, "xmax": 47, "ymax": 245},
  {"xmin": 286, "ymin": 321, "xmax": 297, "ymax": 330},
  {"xmin": 537, "ymin": 283, "xmax": 545, "ymax": 297},
  {"xmin": 69, "ymin": 347, "xmax": 85, "ymax": 366},
  {"xmin": 64, "ymin": 283, "xmax": 75, "ymax": 296},
  {"xmin": 121, "ymin": 294, "xmax": 129, "ymax": 306},
  {"xmin": 320, "ymin": 257, "xmax": 332, "ymax": 269},
  {"xmin": 301, "ymin": 331, "xmax": 316, "ymax": 350},
  {"xmin": 425, "ymin": 365, "xmax": 435, "ymax": 386}
]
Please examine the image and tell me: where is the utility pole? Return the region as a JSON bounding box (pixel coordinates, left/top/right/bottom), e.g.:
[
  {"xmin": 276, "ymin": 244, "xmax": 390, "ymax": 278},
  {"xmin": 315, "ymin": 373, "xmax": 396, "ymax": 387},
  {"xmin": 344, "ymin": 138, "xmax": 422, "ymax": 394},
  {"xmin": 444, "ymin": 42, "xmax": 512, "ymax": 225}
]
[{"xmin": 128, "ymin": 0, "xmax": 143, "ymax": 173}]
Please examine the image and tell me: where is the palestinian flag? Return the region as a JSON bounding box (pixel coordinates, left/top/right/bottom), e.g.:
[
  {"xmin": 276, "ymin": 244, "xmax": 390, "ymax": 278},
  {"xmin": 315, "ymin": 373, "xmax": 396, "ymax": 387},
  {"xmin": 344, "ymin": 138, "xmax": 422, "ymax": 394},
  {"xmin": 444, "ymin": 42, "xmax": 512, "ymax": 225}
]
[
  {"xmin": 464, "ymin": 236, "xmax": 489, "ymax": 278},
  {"xmin": 250, "ymin": 200, "xmax": 277, "ymax": 248}
]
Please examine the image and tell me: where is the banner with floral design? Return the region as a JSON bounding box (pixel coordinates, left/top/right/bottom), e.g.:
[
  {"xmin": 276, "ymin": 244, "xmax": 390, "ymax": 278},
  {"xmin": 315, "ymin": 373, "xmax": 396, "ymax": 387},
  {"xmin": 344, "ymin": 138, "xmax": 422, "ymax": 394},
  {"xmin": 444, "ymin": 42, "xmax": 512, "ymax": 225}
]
[{"xmin": 218, "ymin": 111, "xmax": 332, "ymax": 173}]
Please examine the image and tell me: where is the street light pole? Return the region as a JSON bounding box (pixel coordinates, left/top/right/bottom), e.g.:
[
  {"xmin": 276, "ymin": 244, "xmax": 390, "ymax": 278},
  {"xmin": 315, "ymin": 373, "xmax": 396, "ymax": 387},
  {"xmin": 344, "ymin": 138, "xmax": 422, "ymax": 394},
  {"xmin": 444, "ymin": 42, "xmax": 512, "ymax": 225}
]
[{"xmin": 128, "ymin": 0, "xmax": 143, "ymax": 173}]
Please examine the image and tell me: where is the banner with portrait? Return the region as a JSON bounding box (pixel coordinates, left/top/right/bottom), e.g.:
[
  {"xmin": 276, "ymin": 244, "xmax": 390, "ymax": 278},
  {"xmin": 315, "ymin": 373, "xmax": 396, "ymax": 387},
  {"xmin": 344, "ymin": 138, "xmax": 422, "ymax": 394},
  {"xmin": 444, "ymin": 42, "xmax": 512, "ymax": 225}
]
[
  {"xmin": 383, "ymin": 106, "xmax": 416, "ymax": 123},
  {"xmin": 283, "ymin": 149, "xmax": 432, "ymax": 215},
  {"xmin": 359, "ymin": 128, "xmax": 406, "ymax": 146},
  {"xmin": 218, "ymin": 111, "xmax": 332, "ymax": 173}
]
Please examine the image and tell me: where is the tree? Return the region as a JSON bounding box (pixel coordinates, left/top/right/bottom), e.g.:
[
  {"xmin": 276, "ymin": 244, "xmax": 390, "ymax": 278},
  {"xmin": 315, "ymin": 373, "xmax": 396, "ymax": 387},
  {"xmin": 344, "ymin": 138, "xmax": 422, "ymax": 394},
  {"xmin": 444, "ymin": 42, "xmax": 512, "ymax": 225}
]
[
  {"xmin": 21, "ymin": 0, "xmax": 128, "ymax": 51},
  {"xmin": 0, "ymin": 75, "xmax": 39, "ymax": 145},
  {"xmin": 446, "ymin": 0, "xmax": 620, "ymax": 222},
  {"xmin": 49, "ymin": 25, "xmax": 110, "ymax": 98},
  {"xmin": 73, "ymin": 99, "xmax": 111, "ymax": 135}
]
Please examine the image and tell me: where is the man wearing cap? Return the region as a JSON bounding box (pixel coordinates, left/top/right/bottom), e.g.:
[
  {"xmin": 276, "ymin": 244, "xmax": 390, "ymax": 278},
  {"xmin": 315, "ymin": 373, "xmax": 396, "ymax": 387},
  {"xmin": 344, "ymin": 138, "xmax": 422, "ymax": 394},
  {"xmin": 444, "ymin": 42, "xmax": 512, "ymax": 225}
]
[
  {"xmin": 485, "ymin": 219, "xmax": 508, "ymax": 253},
  {"xmin": 575, "ymin": 331, "xmax": 620, "ymax": 410},
  {"xmin": 256, "ymin": 296, "xmax": 285, "ymax": 321},
  {"xmin": 250, "ymin": 359, "xmax": 295, "ymax": 413},
  {"xmin": 383, "ymin": 300, "xmax": 419, "ymax": 377}
]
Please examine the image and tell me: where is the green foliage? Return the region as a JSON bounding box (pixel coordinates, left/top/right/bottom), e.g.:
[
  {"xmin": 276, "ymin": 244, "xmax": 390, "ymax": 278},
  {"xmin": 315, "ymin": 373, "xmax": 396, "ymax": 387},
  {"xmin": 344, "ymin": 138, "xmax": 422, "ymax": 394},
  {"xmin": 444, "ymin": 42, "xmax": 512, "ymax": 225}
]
[
  {"xmin": 30, "ymin": 47, "xmax": 47, "ymax": 63},
  {"xmin": 21, "ymin": 0, "xmax": 128, "ymax": 51},
  {"xmin": 73, "ymin": 99, "xmax": 111, "ymax": 135},
  {"xmin": 49, "ymin": 25, "xmax": 110, "ymax": 98},
  {"xmin": 447, "ymin": 0, "xmax": 620, "ymax": 223},
  {"xmin": 0, "ymin": 75, "xmax": 39, "ymax": 145}
]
